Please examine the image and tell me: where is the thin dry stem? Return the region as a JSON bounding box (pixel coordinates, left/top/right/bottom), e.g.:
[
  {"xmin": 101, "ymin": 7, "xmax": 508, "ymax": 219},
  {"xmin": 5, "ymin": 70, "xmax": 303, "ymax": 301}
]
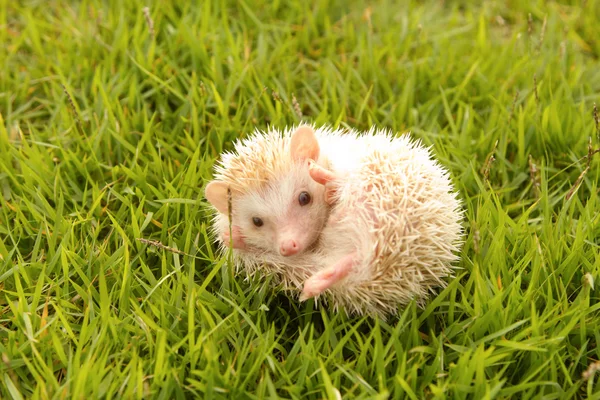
[
  {"xmin": 559, "ymin": 40, "xmax": 566, "ymax": 58},
  {"xmin": 137, "ymin": 238, "xmax": 187, "ymax": 256},
  {"xmin": 143, "ymin": 7, "xmax": 155, "ymax": 39},
  {"xmin": 583, "ymin": 272, "xmax": 594, "ymax": 289},
  {"xmin": 566, "ymin": 137, "xmax": 600, "ymax": 200},
  {"xmin": 582, "ymin": 360, "xmax": 600, "ymax": 381},
  {"xmin": 481, "ymin": 140, "xmax": 498, "ymax": 183},
  {"xmin": 593, "ymin": 102, "xmax": 599, "ymax": 141},
  {"xmin": 292, "ymin": 93, "xmax": 303, "ymax": 118},
  {"xmin": 226, "ymin": 186, "xmax": 236, "ymax": 255},
  {"xmin": 271, "ymin": 89, "xmax": 302, "ymax": 119},
  {"xmin": 528, "ymin": 155, "xmax": 541, "ymax": 197},
  {"xmin": 472, "ymin": 223, "xmax": 480, "ymax": 254},
  {"xmin": 227, "ymin": 186, "xmax": 233, "ymax": 231},
  {"xmin": 62, "ymin": 84, "xmax": 84, "ymax": 134},
  {"xmin": 537, "ymin": 15, "xmax": 547, "ymax": 51}
]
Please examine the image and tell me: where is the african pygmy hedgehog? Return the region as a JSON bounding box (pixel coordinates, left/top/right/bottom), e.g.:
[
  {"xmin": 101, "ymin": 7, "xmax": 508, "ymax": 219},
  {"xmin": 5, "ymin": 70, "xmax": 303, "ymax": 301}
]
[{"xmin": 205, "ymin": 124, "xmax": 464, "ymax": 317}]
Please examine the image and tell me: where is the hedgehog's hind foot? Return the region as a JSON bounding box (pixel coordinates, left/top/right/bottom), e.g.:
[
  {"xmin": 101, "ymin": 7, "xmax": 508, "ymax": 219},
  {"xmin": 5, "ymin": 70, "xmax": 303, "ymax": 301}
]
[{"xmin": 299, "ymin": 252, "xmax": 356, "ymax": 301}]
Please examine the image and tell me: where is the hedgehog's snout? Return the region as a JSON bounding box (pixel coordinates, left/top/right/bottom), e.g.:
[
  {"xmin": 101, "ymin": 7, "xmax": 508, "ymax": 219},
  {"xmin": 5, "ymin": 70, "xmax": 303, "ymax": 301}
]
[{"xmin": 279, "ymin": 239, "xmax": 299, "ymax": 256}]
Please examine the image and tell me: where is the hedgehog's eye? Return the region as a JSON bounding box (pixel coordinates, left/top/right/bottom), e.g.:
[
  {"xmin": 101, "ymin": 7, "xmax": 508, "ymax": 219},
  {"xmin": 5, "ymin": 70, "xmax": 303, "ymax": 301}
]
[
  {"xmin": 298, "ymin": 191, "xmax": 311, "ymax": 206},
  {"xmin": 252, "ymin": 217, "xmax": 264, "ymax": 227}
]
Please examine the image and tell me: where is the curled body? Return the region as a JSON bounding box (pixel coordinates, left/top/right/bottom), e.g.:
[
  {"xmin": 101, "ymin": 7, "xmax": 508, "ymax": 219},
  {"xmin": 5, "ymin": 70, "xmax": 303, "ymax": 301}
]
[
  {"xmin": 302, "ymin": 133, "xmax": 463, "ymax": 316},
  {"xmin": 205, "ymin": 125, "xmax": 464, "ymax": 317}
]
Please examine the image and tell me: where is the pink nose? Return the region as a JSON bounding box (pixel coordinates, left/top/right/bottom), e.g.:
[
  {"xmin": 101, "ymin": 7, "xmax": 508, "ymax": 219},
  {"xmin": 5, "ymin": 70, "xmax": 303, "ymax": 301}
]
[{"xmin": 280, "ymin": 240, "xmax": 299, "ymax": 256}]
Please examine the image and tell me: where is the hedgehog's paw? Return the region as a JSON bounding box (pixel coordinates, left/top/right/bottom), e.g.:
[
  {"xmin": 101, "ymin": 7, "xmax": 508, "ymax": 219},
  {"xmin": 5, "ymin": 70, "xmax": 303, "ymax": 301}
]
[
  {"xmin": 222, "ymin": 226, "xmax": 247, "ymax": 249},
  {"xmin": 308, "ymin": 160, "xmax": 336, "ymax": 184},
  {"xmin": 299, "ymin": 253, "xmax": 355, "ymax": 301},
  {"xmin": 308, "ymin": 161, "xmax": 338, "ymax": 205}
]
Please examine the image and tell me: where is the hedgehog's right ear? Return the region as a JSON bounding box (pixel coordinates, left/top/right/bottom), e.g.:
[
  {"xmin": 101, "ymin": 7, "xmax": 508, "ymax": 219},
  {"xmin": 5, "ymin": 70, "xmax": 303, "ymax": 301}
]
[
  {"xmin": 290, "ymin": 125, "xmax": 320, "ymax": 161},
  {"xmin": 205, "ymin": 181, "xmax": 231, "ymax": 214}
]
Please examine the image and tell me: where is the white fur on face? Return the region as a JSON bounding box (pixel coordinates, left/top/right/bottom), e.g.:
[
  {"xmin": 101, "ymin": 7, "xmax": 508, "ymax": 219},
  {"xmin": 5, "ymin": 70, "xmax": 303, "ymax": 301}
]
[{"xmin": 233, "ymin": 163, "xmax": 329, "ymax": 255}]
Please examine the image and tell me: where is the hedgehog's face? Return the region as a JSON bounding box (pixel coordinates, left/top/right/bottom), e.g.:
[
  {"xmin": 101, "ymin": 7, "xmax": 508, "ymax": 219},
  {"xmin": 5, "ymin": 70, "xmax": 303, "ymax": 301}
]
[
  {"xmin": 204, "ymin": 124, "xmax": 328, "ymax": 257},
  {"xmin": 234, "ymin": 165, "xmax": 328, "ymax": 257}
]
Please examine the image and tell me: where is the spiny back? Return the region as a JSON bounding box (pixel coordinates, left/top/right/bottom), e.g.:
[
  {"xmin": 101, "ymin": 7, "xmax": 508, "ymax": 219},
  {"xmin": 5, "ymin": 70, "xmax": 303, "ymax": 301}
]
[
  {"xmin": 212, "ymin": 125, "xmax": 349, "ymax": 193},
  {"xmin": 213, "ymin": 127, "xmax": 292, "ymax": 193}
]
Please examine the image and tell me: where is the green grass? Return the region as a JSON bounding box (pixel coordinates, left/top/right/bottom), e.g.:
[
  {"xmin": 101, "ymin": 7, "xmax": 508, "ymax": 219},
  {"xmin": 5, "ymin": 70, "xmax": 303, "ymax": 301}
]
[{"xmin": 1, "ymin": 0, "xmax": 600, "ymax": 398}]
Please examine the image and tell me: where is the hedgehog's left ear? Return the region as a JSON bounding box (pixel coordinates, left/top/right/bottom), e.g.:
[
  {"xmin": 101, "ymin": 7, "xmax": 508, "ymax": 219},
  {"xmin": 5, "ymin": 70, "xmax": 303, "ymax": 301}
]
[
  {"xmin": 290, "ymin": 125, "xmax": 320, "ymax": 161},
  {"xmin": 205, "ymin": 181, "xmax": 232, "ymax": 214}
]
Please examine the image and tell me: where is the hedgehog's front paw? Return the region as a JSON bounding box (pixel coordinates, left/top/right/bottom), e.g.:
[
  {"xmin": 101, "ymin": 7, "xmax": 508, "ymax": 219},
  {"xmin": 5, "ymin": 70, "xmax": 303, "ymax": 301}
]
[
  {"xmin": 222, "ymin": 226, "xmax": 247, "ymax": 249},
  {"xmin": 308, "ymin": 161, "xmax": 338, "ymax": 205},
  {"xmin": 299, "ymin": 253, "xmax": 355, "ymax": 301}
]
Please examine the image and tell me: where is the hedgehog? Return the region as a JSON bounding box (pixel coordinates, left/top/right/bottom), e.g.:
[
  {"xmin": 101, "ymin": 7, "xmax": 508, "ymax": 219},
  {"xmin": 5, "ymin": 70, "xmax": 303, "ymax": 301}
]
[{"xmin": 204, "ymin": 124, "xmax": 464, "ymax": 317}]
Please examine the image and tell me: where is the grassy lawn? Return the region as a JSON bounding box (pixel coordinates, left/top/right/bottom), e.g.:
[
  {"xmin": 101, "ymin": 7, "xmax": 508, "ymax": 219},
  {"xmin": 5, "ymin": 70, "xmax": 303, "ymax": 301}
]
[{"xmin": 1, "ymin": 0, "xmax": 600, "ymax": 398}]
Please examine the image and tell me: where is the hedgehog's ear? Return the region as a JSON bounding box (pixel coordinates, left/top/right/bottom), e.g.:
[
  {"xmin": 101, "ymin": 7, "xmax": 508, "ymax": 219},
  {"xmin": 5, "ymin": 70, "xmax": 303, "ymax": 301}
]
[
  {"xmin": 290, "ymin": 125, "xmax": 320, "ymax": 161},
  {"xmin": 205, "ymin": 181, "xmax": 232, "ymax": 214}
]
